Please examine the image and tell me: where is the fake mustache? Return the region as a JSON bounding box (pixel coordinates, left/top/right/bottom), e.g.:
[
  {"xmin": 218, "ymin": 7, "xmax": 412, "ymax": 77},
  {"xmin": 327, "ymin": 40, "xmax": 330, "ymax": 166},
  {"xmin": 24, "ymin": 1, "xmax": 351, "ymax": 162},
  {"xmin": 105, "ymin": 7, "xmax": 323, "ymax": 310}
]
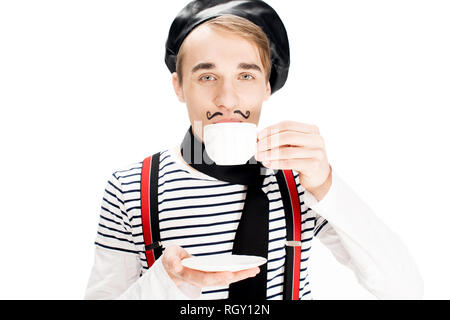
[{"xmin": 206, "ymin": 110, "xmax": 251, "ymax": 120}]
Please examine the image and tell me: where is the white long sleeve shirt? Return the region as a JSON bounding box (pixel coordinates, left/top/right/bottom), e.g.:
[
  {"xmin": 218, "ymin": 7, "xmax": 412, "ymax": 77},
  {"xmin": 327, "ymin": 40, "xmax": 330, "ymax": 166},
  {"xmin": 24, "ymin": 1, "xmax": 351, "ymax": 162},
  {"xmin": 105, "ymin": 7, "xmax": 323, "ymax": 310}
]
[{"xmin": 84, "ymin": 146, "xmax": 423, "ymax": 300}]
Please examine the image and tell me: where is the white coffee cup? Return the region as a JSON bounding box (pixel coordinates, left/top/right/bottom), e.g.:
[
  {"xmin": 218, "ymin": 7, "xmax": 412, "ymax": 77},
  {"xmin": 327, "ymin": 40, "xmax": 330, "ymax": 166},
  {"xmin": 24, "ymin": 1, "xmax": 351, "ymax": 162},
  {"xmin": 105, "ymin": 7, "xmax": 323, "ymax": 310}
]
[{"xmin": 203, "ymin": 122, "xmax": 257, "ymax": 165}]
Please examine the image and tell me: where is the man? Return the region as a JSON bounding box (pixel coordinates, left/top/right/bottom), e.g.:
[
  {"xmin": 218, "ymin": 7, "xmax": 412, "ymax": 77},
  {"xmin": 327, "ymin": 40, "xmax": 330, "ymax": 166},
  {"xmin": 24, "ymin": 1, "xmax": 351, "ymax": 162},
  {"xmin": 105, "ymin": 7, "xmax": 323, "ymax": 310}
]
[{"xmin": 85, "ymin": 0, "xmax": 423, "ymax": 300}]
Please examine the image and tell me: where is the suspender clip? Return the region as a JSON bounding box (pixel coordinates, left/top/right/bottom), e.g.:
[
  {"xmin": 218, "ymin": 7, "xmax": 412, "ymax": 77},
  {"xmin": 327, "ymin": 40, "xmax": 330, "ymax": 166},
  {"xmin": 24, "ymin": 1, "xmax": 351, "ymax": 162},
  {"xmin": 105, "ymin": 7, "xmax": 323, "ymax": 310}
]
[
  {"xmin": 145, "ymin": 241, "xmax": 162, "ymax": 251},
  {"xmin": 285, "ymin": 240, "xmax": 301, "ymax": 247}
]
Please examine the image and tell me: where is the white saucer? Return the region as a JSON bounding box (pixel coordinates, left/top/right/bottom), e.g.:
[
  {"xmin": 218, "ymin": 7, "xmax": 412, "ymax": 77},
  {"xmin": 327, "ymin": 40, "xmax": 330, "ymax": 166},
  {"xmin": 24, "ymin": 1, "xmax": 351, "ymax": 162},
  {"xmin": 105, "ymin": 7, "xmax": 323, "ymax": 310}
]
[{"xmin": 181, "ymin": 254, "xmax": 267, "ymax": 272}]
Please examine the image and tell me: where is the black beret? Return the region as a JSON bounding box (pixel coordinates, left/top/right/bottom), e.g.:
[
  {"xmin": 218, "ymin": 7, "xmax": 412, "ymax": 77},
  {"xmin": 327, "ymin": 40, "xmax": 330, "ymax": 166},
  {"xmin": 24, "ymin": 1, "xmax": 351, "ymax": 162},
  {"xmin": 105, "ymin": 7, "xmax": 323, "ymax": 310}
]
[{"xmin": 165, "ymin": 0, "xmax": 290, "ymax": 94}]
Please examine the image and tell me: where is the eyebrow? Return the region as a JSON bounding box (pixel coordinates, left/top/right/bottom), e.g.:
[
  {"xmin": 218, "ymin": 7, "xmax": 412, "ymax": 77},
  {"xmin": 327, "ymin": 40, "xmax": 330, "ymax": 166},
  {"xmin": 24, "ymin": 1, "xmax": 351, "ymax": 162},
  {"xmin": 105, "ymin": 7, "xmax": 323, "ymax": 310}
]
[{"xmin": 191, "ymin": 62, "xmax": 263, "ymax": 74}]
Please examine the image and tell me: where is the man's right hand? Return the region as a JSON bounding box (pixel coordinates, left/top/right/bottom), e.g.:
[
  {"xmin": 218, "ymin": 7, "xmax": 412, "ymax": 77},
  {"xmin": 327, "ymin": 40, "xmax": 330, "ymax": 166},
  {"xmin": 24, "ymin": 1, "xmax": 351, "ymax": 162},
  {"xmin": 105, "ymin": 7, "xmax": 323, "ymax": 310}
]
[{"xmin": 161, "ymin": 244, "xmax": 260, "ymax": 289}]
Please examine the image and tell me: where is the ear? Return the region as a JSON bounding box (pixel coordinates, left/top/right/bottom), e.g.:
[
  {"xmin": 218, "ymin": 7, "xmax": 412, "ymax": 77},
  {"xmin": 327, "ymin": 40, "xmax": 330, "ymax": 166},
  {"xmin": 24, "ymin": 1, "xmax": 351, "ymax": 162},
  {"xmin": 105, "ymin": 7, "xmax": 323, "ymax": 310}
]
[
  {"xmin": 172, "ymin": 72, "xmax": 185, "ymax": 103},
  {"xmin": 263, "ymin": 81, "xmax": 271, "ymax": 101}
]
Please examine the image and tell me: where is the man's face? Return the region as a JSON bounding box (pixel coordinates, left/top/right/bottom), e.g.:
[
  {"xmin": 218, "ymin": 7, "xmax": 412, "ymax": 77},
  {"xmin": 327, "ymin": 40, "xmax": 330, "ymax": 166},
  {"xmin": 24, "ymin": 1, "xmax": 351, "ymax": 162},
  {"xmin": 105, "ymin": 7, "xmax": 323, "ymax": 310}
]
[{"xmin": 172, "ymin": 24, "xmax": 271, "ymax": 141}]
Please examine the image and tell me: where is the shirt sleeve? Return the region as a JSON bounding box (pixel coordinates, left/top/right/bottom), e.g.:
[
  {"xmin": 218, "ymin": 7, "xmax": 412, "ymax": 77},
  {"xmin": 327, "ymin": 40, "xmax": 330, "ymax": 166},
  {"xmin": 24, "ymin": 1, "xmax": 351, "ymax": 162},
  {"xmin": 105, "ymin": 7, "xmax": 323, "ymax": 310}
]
[
  {"xmin": 302, "ymin": 167, "xmax": 424, "ymax": 299},
  {"xmin": 84, "ymin": 172, "xmax": 202, "ymax": 300}
]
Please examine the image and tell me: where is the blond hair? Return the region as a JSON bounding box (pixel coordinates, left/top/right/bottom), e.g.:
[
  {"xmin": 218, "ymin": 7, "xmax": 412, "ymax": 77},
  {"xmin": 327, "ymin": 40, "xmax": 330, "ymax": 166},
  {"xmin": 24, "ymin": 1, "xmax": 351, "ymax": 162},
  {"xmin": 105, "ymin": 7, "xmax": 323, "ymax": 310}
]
[{"xmin": 176, "ymin": 14, "xmax": 272, "ymax": 86}]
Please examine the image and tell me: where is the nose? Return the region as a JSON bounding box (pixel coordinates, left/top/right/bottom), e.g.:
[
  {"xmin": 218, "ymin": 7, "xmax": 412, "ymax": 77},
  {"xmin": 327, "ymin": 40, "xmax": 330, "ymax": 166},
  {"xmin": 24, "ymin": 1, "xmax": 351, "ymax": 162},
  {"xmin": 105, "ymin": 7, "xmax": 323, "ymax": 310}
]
[{"xmin": 213, "ymin": 78, "xmax": 240, "ymax": 110}]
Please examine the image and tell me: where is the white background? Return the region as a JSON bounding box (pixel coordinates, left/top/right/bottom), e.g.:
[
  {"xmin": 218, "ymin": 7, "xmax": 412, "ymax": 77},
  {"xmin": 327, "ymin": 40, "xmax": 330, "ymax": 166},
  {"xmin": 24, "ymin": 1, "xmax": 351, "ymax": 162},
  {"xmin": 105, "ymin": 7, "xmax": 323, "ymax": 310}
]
[{"xmin": 0, "ymin": 0, "xmax": 449, "ymax": 299}]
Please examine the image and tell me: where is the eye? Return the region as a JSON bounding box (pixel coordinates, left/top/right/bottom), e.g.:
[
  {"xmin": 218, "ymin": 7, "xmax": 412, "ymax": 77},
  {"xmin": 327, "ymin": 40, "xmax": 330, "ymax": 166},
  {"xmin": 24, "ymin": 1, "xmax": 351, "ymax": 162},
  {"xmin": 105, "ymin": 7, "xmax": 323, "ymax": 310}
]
[
  {"xmin": 200, "ymin": 75, "xmax": 216, "ymax": 81},
  {"xmin": 240, "ymin": 74, "xmax": 255, "ymax": 80}
]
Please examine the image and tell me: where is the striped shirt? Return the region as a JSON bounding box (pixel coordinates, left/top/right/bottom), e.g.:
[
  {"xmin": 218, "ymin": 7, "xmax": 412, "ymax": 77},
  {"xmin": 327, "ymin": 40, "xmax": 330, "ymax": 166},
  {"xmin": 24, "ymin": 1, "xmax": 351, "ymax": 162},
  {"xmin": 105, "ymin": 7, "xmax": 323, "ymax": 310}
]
[{"xmin": 94, "ymin": 146, "xmax": 329, "ymax": 300}]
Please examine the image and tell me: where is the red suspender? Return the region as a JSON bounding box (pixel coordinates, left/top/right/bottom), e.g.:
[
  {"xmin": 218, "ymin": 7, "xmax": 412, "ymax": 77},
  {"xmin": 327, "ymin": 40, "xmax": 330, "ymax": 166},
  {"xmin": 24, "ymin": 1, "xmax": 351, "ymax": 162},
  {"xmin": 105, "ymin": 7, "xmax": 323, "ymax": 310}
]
[
  {"xmin": 282, "ymin": 169, "xmax": 302, "ymax": 300},
  {"xmin": 141, "ymin": 156, "xmax": 156, "ymax": 267}
]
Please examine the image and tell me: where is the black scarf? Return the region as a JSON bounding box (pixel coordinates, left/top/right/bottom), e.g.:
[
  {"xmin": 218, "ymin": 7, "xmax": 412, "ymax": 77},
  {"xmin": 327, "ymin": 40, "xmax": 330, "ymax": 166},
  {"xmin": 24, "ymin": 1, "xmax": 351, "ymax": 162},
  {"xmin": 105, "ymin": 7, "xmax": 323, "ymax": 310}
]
[{"xmin": 180, "ymin": 125, "xmax": 269, "ymax": 299}]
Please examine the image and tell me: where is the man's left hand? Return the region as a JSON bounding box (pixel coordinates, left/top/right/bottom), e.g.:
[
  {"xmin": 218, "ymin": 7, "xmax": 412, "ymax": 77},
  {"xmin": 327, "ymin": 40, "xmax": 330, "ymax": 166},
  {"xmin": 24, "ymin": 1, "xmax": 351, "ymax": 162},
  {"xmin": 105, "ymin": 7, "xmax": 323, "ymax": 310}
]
[{"xmin": 256, "ymin": 120, "xmax": 332, "ymax": 200}]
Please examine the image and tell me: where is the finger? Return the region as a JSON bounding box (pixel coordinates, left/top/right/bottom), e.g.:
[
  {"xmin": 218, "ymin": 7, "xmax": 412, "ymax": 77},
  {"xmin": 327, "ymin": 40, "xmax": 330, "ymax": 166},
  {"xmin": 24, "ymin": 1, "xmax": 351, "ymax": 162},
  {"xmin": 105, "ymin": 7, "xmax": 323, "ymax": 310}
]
[
  {"xmin": 257, "ymin": 121, "xmax": 320, "ymax": 141},
  {"xmin": 174, "ymin": 245, "xmax": 193, "ymax": 260},
  {"xmin": 262, "ymin": 158, "xmax": 319, "ymax": 174},
  {"xmin": 228, "ymin": 267, "xmax": 260, "ymax": 284},
  {"xmin": 163, "ymin": 245, "xmax": 192, "ymax": 274},
  {"xmin": 178, "ymin": 268, "xmax": 234, "ymax": 287},
  {"xmin": 257, "ymin": 146, "xmax": 323, "ymax": 162},
  {"xmin": 164, "ymin": 244, "xmax": 191, "ymax": 259},
  {"xmin": 177, "ymin": 266, "xmax": 260, "ymax": 288},
  {"xmin": 257, "ymin": 131, "xmax": 324, "ymax": 153}
]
